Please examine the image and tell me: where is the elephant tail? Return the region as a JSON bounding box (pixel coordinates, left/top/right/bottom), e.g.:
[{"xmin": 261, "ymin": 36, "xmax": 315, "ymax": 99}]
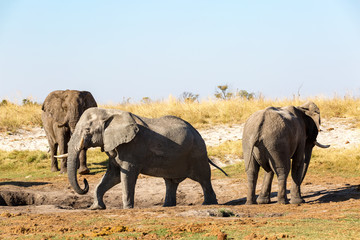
[
  {"xmin": 208, "ymin": 158, "xmax": 228, "ymax": 176},
  {"xmin": 246, "ymin": 135, "xmax": 272, "ymax": 173},
  {"xmin": 245, "ymin": 120, "xmax": 263, "ymax": 172},
  {"xmin": 246, "ymin": 138, "xmax": 258, "ymax": 171}
]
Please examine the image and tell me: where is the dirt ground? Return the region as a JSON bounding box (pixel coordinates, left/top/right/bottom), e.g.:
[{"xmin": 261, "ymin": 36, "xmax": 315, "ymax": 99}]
[{"xmin": 0, "ymin": 172, "xmax": 359, "ymax": 239}]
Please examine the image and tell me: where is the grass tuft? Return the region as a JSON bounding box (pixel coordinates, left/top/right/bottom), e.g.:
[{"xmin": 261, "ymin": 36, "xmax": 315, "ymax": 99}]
[{"xmin": 0, "ymin": 149, "xmax": 107, "ymax": 180}]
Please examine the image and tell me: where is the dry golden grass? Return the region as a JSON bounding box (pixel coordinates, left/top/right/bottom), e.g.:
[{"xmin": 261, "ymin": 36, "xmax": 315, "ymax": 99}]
[
  {"xmin": 104, "ymin": 96, "xmax": 360, "ymax": 128},
  {"xmin": 0, "ymin": 96, "xmax": 359, "ymax": 132},
  {"xmin": 310, "ymin": 146, "xmax": 360, "ymax": 177},
  {"xmin": 0, "ymin": 102, "xmax": 42, "ymax": 132}
]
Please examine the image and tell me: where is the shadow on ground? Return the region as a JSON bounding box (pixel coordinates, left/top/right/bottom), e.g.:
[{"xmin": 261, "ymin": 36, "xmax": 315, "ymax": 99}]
[{"xmin": 0, "ymin": 181, "xmax": 49, "ymax": 187}]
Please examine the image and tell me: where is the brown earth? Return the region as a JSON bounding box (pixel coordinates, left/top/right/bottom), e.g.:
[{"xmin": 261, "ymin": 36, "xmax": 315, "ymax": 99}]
[{"xmin": 0, "ymin": 172, "xmax": 359, "ymax": 239}]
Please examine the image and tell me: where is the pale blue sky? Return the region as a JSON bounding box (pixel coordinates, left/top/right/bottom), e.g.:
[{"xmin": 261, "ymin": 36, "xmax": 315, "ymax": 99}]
[{"xmin": 1, "ymin": 0, "xmax": 360, "ymax": 104}]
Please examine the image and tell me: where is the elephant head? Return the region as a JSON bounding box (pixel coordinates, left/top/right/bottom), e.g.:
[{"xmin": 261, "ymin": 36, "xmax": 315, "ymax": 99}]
[
  {"xmin": 67, "ymin": 108, "xmax": 139, "ymax": 194},
  {"xmin": 297, "ymin": 101, "xmax": 330, "ymax": 181},
  {"xmin": 42, "ymin": 90, "xmax": 97, "ymax": 133}
]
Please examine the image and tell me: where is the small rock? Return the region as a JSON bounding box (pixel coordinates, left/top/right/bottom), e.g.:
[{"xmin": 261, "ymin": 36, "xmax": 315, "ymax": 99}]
[{"xmin": 217, "ymin": 231, "xmax": 227, "ymax": 240}]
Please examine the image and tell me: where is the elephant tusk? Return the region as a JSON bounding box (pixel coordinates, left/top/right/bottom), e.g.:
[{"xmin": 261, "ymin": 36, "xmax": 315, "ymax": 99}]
[
  {"xmin": 79, "ymin": 136, "xmax": 85, "ymax": 150},
  {"xmin": 54, "ymin": 153, "xmax": 68, "ymax": 158},
  {"xmin": 314, "ymin": 141, "xmax": 330, "ymax": 148}
]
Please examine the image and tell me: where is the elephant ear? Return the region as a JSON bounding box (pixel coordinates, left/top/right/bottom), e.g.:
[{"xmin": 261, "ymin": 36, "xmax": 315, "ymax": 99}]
[
  {"xmin": 298, "ymin": 101, "xmax": 320, "ymax": 142},
  {"xmin": 42, "ymin": 91, "xmax": 68, "ymax": 124},
  {"xmin": 103, "ymin": 112, "xmax": 139, "ymax": 152},
  {"xmin": 82, "ymin": 91, "xmax": 98, "ymax": 109},
  {"xmin": 298, "ymin": 101, "xmax": 320, "ymax": 130}
]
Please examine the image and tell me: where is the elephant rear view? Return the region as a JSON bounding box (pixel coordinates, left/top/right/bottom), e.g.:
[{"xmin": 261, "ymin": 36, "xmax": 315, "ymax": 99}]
[
  {"xmin": 66, "ymin": 108, "xmax": 227, "ymax": 209},
  {"xmin": 242, "ymin": 101, "xmax": 329, "ymax": 205},
  {"xmin": 41, "ymin": 90, "xmax": 97, "ymax": 174}
]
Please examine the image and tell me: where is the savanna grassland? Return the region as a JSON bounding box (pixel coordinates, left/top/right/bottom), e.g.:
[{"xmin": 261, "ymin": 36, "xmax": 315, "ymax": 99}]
[
  {"xmin": 0, "ymin": 96, "xmax": 360, "ymax": 239},
  {"xmin": 1, "ymin": 96, "xmax": 360, "ymax": 132}
]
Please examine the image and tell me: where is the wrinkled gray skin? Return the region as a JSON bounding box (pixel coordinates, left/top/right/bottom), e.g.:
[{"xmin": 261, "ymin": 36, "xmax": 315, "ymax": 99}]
[
  {"xmin": 242, "ymin": 101, "xmax": 329, "ymax": 205},
  {"xmin": 41, "ymin": 90, "xmax": 97, "ymax": 174},
  {"xmin": 67, "ymin": 108, "xmax": 225, "ymax": 210}
]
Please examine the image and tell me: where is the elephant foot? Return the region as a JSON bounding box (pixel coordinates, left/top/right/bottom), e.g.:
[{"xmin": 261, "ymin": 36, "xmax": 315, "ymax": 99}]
[
  {"xmin": 277, "ymin": 198, "xmax": 289, "ymax": 204},
  {"xmin": 89, "ymin": 203, "xmax": 106, "ymax": 210},
  {"xmin": 202, "ymin": 199, "xmax": 218, "ymax": 205},
  {"xmin": 202, "ymin": 195, "xmax": 218, "ymax": 205},
  {"xmin": 163, "ymin": 203, "xmax": 176, "ymax": 207},
  {"xmin": 257, "ymin": 196, "xmax": 271, "ymax": 204},
  {"xmin": 123, "ymin": 204, "xmax": 134, "ymax": 209},
  {"xmin": 290, "ymin": 197, "xmax": 305, "ymax": 204},
  {"xmin": 245, "ymin": 197, "xmax": 257, "ymax": 205},
  {"xmin": 163, "ymin": 200, "xmax": 176, "ymax": 207},
  {"xmin": 60, "ymin": 168, "xmax": 67, "ymax": 174},
  {"xmin": 51, "ymin": 167, "xmax": 59, "ymax": 172},
  {"xmin": 245, "ymin": 200, "xmax": 255, "ymax": 205},
  {"xmin": 78, "ymin": 167, "xmax": 90, "ymax": 175}
]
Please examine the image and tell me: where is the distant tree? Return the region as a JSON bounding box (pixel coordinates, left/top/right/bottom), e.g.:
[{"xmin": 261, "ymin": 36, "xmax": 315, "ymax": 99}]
[
  {"xmin": 236, "ymin": 89, "xmax": 255, "ymax": 100},
  {"xmin": 215, "ymin": 85, "xmax": 233, "ymax": 100},
  {"xmin": 22, "ymin": 98, "xmax": 37, "ymax": 105},
  {"xmin": 180, "ymin": 92, "xmax": 199, "ymax": 103},
  {"xmin": 121, "ymin": 97, "xmax": 131, "ymax": 105},
  {"xmin": 0, "ymin": 100, "xmax": 8, "ymax": 106},
  {"xmin": 141, "ymin": 97, "xmax": 152, "ymax": 104}
]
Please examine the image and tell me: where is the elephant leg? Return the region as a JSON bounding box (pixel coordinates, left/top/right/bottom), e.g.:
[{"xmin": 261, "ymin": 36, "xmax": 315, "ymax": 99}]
[
  {"xmin": 245, "ymin": 159, "xmax": 260, "ymax": 205},
  {"xmin": 50, "ymin": 142, "xmax": 59, "ymax": 172},
  {"xmin": 163, "ymin": 178, "xmax": 182, "ymax": 207},
  {"xmin": 90, "ymin": 158, "xmax": 121, "ymax": 210},
  {"xmin": 257, "ymin": 170, "xmax": 274, "ymax": 204},
  {"xmin": 199, "ymin": 180, "xmax": 218, "ymax": 205},
  {"xmin": 268, "ymin": 150, "xmax": 290, "ymax": 204},
  {"xmin": 78, "ymin": 149, "xmax": 90, "ymax": 175},
  {"xmin": 189, "ymin": 161, "xmax": 218, "ymax": 205},
  {"xmin": 274, "ymin": 167, "xmax": 289, "ymax": 204},
  {"xmin": 58, "ymin": 138, "xmax": 68, "ymax": 174},
  {"xmin": 120, "ymin": 163, "xmax": 139, "ymax": 209}
]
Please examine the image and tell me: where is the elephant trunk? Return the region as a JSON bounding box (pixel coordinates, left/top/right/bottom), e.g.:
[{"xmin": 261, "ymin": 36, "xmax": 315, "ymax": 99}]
[
  {"xmin": 300, "ymin": 145, "xmax": 314, "ymax": 183},
  {"xmin": 68, "ymin": 120, "xmax": 78, "ymax": 134},
  {"xmin": 58, "ymin": 105, "xmax": 81, "ymax": 133},
  {"xmin": 301, "ymin": 162, "xmax": 309, "ymax": 184},
  {"xmin": 58, "ymin": 113, "xmax": 70, "ymax": 128},
  {"xmin": 67, "ymin": 139, "xmax": 89, "ymax": 195}
]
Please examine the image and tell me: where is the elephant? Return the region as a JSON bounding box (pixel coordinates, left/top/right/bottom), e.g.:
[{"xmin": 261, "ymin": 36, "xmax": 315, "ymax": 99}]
[
  {"xmin": 242, "ymin": 101, "xmax": 330, "ymax": 205},
  {"xmin": 41, "ymin": 90, "xmax": 97, "ymax": 174},
  {"xmin": 66, "ymin": 108, "xmax": 227, "ymax": 209}
]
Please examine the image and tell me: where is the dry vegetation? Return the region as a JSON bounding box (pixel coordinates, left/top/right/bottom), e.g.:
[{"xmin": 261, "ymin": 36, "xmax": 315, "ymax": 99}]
[
  {"xmin": 0, "ymin": 101, "xmax": 42, "ymax": 132},
  {"xmin": 1, "ymin": 96, "xmax": 360, "ymax": 132}
]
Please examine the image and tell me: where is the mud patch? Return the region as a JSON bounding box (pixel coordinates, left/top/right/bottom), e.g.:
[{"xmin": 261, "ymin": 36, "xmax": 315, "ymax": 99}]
[
  {"xmin": 0, "ymin": 190, "xmax": 92, "ymax": 209},
  {"xmin": 0, "ymin": 191, "xmax": 41, "ymax": 206}
]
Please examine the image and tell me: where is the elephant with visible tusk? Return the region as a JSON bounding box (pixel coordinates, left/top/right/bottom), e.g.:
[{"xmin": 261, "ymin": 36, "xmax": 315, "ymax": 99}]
[
  {"xmin": 66, "ymin": 108, "xmax": 227, "ymax": 210},
  {"xmin": 42, "ymin": 90, "xmax": 97, "ymax": 174},
  {"xmin": 242, "ymin": 101, "xmax": 330, "ymax": 205}
]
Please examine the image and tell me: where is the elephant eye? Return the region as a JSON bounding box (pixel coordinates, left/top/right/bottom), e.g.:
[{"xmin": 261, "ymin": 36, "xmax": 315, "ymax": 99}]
[{"xmin": 85, "ymin": 128, "xmax": 91, "ymax": 134}]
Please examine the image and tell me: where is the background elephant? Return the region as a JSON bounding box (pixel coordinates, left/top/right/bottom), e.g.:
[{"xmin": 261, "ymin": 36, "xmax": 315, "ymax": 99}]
[
  {"xmin": 242, "ymin": 101, "xmax": 329, "ymax": 205},
  {"xmin": 41, "ymin": 90, "xmax": 97, "ymax": 174},
  {"xmin": 66, "ymin": 108, "xmax": 227, "ymax": 209}
]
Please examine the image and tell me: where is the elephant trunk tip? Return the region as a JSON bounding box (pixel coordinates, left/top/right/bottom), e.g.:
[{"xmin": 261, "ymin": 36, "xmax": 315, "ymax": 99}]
[
  {"xmin": 74, "ymin": 178, "xmax": 89, "ymax": 195},
  {"xmin": 82, "ymin": 178, "xmax": 89, "ymax": 194}
]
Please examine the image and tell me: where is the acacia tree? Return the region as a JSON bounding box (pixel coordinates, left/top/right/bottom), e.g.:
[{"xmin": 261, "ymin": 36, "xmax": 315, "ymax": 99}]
[
  {"xmin": 214, "ymin": 85, "xmax": 233, "ymax": 100},
  {"xmin": 237, "ymin": 90, "xmax": 255, "ymax": 100},
  {"xmin": 214, "ymin": 85, "xmax": 255, "ymax": 100},
  {"xmin": 180, "ymin": 92, "xmax": 199, "ymax": 103}
]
